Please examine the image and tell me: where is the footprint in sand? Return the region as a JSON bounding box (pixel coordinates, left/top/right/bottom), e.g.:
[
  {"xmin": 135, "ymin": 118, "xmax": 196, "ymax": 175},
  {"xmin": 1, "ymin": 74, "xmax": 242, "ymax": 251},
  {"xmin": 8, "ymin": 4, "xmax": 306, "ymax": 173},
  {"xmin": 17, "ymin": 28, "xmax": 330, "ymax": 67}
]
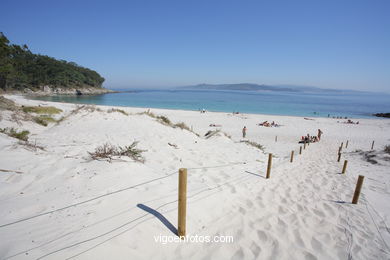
[
  {"xmin": 303, "ymin": 251, "xmax": 318, "ymax": 260},
  {"xmin": 310, "ymin": 237, "xmax": 323, "ymax": 252},
  {"xmin": 312, "ymin": 208, "xmax": 326, "ymax": 218},
  {"xmin": 322, "ymin": 203, "xmax": 335, "ymax": 217},
  {"xmin": 230, "ymin": 248, "xmax": 244, "ymax": 260},
  {"xmin": 250, "ymin": 242, "xmax": 261, "ymax": 257},
  {"xmin": 255, "ymin": 199, "xmax": 265, "ymax": 208},
  {"xmin": 245, "ymin": 200, "xmax": 253, "ymax": 208},
  {"xmin": 278, "ymin": 206, "xmax": 288, "ymax": 215},
  {"xmin": 257, "ymin": 230, "xmax": 268, "ymax": 242},
  {"xmin": 293, "ymin": 229, "xmax": 306, "ymax": 247},
  {"xmin": 239, "ymin": 207, "xmax": 246, "ymax": 215}
]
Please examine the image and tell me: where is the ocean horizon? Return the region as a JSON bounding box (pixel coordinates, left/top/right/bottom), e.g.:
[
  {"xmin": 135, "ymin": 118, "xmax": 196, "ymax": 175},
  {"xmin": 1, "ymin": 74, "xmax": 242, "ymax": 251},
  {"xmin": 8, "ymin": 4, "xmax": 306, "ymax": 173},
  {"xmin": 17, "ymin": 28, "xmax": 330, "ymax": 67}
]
[{"xmin": 31, "ymin": 88, "xmax": 390, "ymax": 119}]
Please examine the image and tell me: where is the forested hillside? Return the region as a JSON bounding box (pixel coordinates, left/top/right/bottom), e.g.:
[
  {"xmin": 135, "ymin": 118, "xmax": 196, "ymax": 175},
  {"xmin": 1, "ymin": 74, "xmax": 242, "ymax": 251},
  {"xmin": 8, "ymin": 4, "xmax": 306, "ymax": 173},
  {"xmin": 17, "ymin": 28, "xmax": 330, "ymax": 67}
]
[{"xmin": 0, "ymin": 32, "xmax": 105, "ymax": 92}]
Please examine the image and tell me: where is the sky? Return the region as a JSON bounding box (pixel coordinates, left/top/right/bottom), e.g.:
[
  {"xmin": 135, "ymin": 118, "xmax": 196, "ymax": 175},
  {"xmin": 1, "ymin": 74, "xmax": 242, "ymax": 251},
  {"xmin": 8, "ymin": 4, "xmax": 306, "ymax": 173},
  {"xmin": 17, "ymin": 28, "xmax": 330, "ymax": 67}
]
[{"xmin": 1, "ymin": 0, "xmax": 390, "ymax": 92}]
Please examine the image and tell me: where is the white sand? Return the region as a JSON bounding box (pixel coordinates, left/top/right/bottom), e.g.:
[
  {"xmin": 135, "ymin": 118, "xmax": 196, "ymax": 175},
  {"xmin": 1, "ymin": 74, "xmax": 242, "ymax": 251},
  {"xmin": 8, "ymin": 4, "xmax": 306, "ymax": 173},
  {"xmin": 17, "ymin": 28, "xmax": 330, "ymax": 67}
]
[{"xmin": 1, "ymin": 94, "xmax": 390, "ymax": 259}]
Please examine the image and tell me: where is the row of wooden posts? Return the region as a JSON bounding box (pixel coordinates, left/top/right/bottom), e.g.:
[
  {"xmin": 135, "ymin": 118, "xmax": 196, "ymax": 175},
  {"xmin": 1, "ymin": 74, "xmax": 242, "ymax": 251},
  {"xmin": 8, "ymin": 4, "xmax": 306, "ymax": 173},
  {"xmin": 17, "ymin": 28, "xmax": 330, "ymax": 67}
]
[
  {"xmin": 336, "ymin": 140, "xmax": 367, "ymax": 205},
  {"xmin": 177, "ymin": 139, "xmax": 374, "ymax": 237}
]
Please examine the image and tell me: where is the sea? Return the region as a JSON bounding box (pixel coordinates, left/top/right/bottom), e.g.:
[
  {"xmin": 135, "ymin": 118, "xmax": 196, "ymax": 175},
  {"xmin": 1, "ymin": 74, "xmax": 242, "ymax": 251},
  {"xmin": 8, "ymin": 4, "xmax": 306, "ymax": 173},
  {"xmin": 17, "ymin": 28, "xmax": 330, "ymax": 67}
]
[{"xmin": 31, "ymin": 89, "xmax": 390, "ymax": 119}]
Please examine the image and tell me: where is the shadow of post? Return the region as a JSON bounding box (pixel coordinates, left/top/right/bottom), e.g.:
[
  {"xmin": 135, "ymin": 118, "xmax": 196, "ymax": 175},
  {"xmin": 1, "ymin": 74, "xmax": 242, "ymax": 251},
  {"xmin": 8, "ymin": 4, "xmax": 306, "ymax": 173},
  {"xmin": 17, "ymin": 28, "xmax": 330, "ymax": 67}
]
[
  {"xmin": 137, "ymin": 204, "xmax": 178, "ymax": 235},
  {"xmin": 245, "ymin": 171, "xmax": 265, "ymax": 178}
]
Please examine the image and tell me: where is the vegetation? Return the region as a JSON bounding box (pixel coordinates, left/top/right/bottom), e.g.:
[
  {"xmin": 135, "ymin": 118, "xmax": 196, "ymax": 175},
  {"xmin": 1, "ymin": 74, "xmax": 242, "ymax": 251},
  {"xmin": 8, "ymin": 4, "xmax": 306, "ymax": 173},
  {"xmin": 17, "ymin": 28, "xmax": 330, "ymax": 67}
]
[
  {"xmin": 157, "ymin": 115, "xmax": 172, "ymax": 125},
  {"xmin": 0, "ymin": 127, "xmax": 29, "ymax": 141},
  {"xmin": 107, "ymin": 108, "xmax": 128, "ymax": 116},
  {"xmin": 242, "ymin": 140, "xmax": 265, "ymax": 152},
  {"xmin": 0, "ymin": 32, "xmax": 105, "ymax": 91},
  {"xmin": 22, "ymin": 106, "xmax": 62, "ymax": 114},
  {"xmin": 204, "ymin": 129, "xmax": 221, "ymax": 139},
  {"xmin": 174, "ymin": 122, "xmax": 191, "ymax": 131},
  {"xmin": 0, "ymin": 96, "xmax": 18, "ymax": 111},
  {"xmin": 33, "ymin": 115, "xmax": 57, "ymax": 126},
  {"xmin": 89, "ymin": 142, "xmax": 146, "ymax": 163},
  {"xmin": 18, "ymin": 140, "xmax": 45, "ymax": 151}
]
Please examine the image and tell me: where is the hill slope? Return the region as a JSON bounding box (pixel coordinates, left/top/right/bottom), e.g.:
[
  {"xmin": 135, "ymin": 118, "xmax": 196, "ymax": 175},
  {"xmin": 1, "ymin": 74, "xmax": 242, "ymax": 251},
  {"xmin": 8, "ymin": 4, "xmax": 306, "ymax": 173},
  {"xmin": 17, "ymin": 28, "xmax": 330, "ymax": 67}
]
[{"xmin": 0, "ymin": 32, "xmax": 108, "ymax": 94}]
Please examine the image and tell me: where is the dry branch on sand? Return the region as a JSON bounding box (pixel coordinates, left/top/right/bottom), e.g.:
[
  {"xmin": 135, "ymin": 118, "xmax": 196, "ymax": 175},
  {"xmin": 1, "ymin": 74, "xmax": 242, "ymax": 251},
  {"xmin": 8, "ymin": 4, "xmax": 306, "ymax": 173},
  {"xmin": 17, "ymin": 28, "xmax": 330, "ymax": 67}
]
[
  {"xmin": 17, "ymin": 140, "xmax": 46, "ymax": 151},
  {"xmin": 88, "ymin": 142, "xmax": 146, "ymax": 163}
]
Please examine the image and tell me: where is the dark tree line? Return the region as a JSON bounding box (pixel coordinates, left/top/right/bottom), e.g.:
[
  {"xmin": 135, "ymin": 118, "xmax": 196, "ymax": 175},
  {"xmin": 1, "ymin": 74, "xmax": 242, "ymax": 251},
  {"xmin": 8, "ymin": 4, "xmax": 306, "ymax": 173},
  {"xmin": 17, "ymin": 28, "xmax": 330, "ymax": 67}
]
[{"xmin": 0, "ymin": 32, "xmax": 105, "ymax": 91}]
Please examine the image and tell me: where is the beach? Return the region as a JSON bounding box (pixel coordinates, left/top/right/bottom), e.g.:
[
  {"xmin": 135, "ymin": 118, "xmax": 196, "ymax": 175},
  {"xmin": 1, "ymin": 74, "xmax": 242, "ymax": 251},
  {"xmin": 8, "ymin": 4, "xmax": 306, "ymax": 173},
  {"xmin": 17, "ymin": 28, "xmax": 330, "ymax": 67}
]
[{"xmin": 1, "ymin": 94, "xmax": 390, "ymax": 259}]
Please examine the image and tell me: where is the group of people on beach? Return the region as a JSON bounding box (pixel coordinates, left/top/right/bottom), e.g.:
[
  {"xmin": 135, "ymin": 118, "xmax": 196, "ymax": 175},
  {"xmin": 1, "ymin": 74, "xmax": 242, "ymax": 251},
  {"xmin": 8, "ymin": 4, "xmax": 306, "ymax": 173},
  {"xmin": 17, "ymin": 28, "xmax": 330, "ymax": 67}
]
[
  {"xmin": 344, "ymin": 119, "xmax": 359, "ymax": 124},
  {"xmin": 299, "ymin": 129, "xmax": 323, "ymax": 143},
  {"xmin": 257, "ymin": 121, "xmax": 279, "ymax": 127},
  {"xmin": 328, "ymin": 114, "xmax": 349, "ymax": 119}
]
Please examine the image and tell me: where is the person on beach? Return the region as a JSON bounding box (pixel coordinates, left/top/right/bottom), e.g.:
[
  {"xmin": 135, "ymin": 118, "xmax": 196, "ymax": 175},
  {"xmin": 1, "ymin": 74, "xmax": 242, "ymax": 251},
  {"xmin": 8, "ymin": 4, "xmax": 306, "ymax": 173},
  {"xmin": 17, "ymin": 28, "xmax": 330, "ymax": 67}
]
[
  {"xmin": 318, "ymin": 129, "xmax": 323, "ymax": 140},
  {"xmin": 242, "ymin": 126, "xmax": 247, "ymax": 138}
]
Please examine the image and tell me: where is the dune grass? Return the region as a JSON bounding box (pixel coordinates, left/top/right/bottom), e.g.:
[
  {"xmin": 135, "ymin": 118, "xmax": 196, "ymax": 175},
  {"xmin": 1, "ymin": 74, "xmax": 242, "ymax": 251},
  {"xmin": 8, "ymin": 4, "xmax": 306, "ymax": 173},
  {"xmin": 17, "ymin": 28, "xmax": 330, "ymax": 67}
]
[
  {"xmin": 22, "ymin": 106, "xmax": 62, "ymax": 114},
  {"xmin": 242, "ymin": 140, "xmax": 265, "ymax": 151},
  {"xmin": 33, "ymin": 115, "xmax": 57, "ymax": 126},
  {"xmin": 107, "ymin": 108, "xmax": 129, "ymax": 116},
  {"xmin": 0, "ymin": 127, "xmax": 30, "ymax": 141}
]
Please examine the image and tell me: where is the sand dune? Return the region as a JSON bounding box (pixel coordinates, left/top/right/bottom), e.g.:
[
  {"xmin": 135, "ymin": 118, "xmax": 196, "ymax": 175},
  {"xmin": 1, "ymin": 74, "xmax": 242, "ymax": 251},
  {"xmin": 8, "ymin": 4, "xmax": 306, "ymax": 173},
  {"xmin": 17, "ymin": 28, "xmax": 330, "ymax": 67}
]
[{"xmin": 1, "ymin": 95, "xmax": 390, "ymax": 259}]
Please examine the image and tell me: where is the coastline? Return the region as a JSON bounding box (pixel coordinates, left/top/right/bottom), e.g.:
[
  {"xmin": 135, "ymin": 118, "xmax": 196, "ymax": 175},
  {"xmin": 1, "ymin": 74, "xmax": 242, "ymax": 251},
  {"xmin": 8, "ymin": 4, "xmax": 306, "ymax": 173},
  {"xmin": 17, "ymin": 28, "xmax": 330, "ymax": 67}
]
[
  {"xmin": 1, "ymin": 86, "xmax": 115, "ymax": 97},
  {"xmin": 1, "ymin": 94, "xmax": 390, "ymax": 259},
  {"xmin": 22, "ymin": 91, "xmax": 387, "ymax": 120}
]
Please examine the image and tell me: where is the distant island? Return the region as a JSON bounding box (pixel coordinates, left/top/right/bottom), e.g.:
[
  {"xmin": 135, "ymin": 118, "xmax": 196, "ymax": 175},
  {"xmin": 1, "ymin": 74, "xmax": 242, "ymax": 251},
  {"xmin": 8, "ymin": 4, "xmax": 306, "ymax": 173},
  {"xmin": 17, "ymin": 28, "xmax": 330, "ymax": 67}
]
[
  {"xmin": 0, "ymin": 32, "xmax": 111, "ymax": 95},
  {"xmin": 178, "ymin": 83, "xmax": 351, "ymax": 93}
]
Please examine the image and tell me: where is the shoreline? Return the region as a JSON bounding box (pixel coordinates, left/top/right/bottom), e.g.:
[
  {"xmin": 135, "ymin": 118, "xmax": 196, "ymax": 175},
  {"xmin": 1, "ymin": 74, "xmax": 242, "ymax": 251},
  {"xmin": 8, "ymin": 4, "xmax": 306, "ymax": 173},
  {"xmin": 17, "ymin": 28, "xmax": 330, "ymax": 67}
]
[{"xmin": 21, "ymin": 93, "xmax": 385, "ymax": 121}]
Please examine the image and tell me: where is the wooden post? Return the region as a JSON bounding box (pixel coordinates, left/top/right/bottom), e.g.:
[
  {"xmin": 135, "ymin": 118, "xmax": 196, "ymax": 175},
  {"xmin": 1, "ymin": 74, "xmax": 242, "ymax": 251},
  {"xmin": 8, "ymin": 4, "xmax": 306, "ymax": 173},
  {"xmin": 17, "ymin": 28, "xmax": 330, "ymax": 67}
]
[
  {"xmin": 275, "ymin": 136, "xmax": 277, "ymax": 142},
  {"xmin": 337, "ymin": 152, "xmax": 341, "ymax": 162},
  {"xmin": 304, "ymin": 142, "xmax": 306, "ymax": 150},
  {"xmin": 346, "ymin": 140, "xmax": 349, "ymax": 148},
  {"xmin": 340, "ymin": 142, "xmax": 344, "ymax": 149},
  {"xmin": 371, "ymin": 141, "xmax": 375, "ymax": 150},
  {"xmin": 352, "ymin": 175, "xmax": 365, "ymax": 204},
  {"xmin": 178, "ymin": 168, "xmax": 187, "ymax": 237},
  {"xmin": 338, "ymin": 146, "xmax": 342, "ymax": 154},
  {"xmin": 266, "ymin": 153, "xmax": 272, "ymax": 179},
  {"xmin": 290, "ymin": 150, "xmax": 294, "ymax": 163},
  {"xmin": 299, "ymin": 146, "xmax": 302, "ymax": 155},
  {"xmin": 342, "ymin": 160, "xmax": 348, "ymax": 174}
]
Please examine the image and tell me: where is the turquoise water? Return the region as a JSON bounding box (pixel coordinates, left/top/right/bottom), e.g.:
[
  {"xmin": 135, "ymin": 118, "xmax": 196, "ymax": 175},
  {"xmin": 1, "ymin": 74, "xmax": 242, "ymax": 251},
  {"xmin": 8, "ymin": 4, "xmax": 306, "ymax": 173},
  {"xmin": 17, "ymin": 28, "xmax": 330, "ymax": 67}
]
[{"xmin": 31, "ymin": 89, "xmax": 390, "ymax": 119}]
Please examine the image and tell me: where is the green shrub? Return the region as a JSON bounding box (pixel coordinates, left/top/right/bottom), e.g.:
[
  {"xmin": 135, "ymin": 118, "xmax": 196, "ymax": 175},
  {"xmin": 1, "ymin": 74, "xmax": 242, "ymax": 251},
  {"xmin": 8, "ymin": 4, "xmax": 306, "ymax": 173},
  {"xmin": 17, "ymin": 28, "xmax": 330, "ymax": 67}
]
[
  {"xmin": 22, "ymin": 106, "xmax": 62, "ymax": 114},
  {"xmin": 33, "ymin": 115, "xmax": 57, "ymax": 126},
  {"xmin": 0, "ymin": 127, "xmax": 30, "ymax": 141},
  {"xmin": 33, "ymin": 116, "xmax": 48, "ymax": 126}
]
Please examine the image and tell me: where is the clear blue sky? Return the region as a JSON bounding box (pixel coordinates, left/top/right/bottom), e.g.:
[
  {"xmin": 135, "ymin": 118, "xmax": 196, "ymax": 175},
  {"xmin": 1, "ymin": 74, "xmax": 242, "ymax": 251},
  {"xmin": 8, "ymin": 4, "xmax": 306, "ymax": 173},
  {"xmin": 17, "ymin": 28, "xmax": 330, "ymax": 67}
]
[{"xmin": 1, "ymin": 0, "xmax": 389, "ymax": 92}]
